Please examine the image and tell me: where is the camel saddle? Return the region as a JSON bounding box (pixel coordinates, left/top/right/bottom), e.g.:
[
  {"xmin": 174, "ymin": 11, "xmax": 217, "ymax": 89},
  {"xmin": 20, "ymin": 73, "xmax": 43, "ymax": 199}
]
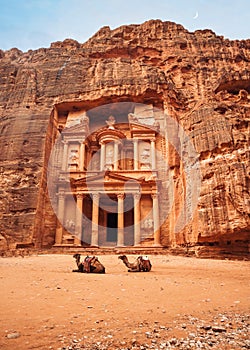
[{"xmin": 83, "ymin": 256, "xmax": 95, "ymax": 273}]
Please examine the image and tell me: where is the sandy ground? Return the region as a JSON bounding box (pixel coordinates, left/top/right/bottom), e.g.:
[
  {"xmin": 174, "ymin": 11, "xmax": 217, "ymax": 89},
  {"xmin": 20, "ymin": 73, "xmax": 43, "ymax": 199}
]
[{"xmin": 0, "ymin": 253, "xmax": 249, "ymax": 350}]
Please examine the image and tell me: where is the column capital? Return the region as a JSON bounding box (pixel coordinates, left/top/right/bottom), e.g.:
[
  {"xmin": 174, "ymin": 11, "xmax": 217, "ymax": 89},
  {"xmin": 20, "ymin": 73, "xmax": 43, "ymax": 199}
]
[
  {"xmin": 92, "ymin": 192, "xmax": 100, "ymax": 201},
  {"xmin": 133, "ymin": 192, "xmax": 141, "ymax": 200},
  {"xmin": 76, "ymin": 193, "xmax": 83, "ymax": 200},
  {"xmin": 58, "ymin": 190, "xmax": 65, "ymax": 199},
  {"xmin": 117, "ymin": 193, "xmax": 125, "ymax": 200},
  {"xmin": 151, "ymin": 193, "xmax": 159, "ymax": 200}
]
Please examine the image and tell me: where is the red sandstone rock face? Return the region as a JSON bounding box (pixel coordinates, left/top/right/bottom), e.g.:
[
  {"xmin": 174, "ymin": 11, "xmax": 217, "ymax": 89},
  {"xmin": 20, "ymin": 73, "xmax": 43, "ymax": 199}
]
[{"xmin": 0, "ymin": 20, "xmax": 249, "ymax": 252}]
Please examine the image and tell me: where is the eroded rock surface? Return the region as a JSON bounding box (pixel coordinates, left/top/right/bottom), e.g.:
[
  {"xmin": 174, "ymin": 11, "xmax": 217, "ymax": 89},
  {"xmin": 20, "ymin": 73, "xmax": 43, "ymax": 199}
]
[{"xmin": 0, "ymin": 20, "xmax": 249, "ymax": 253}]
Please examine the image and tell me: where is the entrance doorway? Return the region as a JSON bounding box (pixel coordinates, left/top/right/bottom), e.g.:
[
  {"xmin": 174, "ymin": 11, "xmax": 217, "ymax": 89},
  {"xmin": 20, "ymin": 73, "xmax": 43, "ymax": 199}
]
[{"xmin": 107, "ymin": 213, "xmax": 118, "ymax": 242}]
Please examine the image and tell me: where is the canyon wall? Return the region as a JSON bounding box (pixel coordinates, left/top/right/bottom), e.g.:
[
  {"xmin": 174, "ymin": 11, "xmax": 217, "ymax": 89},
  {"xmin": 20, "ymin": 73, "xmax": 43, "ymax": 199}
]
[{"xmin": 0, "ymin": 20, "xmax": 249, "ymax": 253}]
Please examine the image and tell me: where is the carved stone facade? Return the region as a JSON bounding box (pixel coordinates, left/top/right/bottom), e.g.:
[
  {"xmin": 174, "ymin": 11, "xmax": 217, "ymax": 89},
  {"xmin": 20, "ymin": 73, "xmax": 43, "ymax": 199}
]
[{"xmin": 50, "ymin": 106, "xmax": 163, "ymax": 247}]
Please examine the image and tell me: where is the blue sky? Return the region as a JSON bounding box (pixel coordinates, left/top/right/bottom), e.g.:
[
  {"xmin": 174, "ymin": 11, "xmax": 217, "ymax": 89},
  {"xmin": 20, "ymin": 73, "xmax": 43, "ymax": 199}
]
[{"xmin": 0, "ymin": 0, "xmax": 249, "ymax": 52}]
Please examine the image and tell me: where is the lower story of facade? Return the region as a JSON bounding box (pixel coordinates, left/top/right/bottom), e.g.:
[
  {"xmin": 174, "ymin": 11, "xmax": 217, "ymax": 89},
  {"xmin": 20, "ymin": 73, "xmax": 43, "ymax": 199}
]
[{"xmin": 54, "ymin": 189, "xmax": 162, "ymax": 248}]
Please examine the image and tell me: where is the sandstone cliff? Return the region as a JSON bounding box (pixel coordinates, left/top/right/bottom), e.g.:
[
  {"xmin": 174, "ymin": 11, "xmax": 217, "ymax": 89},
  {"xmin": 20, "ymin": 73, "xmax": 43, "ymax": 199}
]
[{"xmin": 0, "ymin": 20, "xmax": 249, "ymax": 254}]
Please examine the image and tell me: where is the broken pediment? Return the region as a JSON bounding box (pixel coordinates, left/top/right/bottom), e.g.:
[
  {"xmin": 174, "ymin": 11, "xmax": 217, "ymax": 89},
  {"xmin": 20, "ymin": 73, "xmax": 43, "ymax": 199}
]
[
  {"xmin": 129, "ymin": 122, "xmax": 158, "ymax": 139},
  {"xmin": 62, "ymin": 115, "xmax": 89, "ymax": 136}
]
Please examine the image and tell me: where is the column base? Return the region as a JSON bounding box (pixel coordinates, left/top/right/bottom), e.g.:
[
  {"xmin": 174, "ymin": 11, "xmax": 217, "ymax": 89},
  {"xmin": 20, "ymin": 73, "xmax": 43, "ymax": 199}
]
[
  {"xmin": 153, "ymin": 243, "xmax": 162, "ymax": 247},
  {"xmin": 74, "ymin": 239, "xmax": 82, "ymax": 245}
]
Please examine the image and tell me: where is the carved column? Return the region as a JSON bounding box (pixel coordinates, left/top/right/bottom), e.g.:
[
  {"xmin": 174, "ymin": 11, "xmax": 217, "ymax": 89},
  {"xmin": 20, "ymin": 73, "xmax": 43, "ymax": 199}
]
[
  {"xmin": 117, "ymin": 193, "xmax": 125, "ymax": 246},
  {"xmin": 75, "ymin": 194, "xmax": 83, "ymax": 245},
  {"xmin": 152, "ymin": 193, "xmax": 161, "ymax": 246},
  {"xmin": 55, "ymin": 191, "xmax": 65, "ymax": 244},
  {"xmin": 91, "ymin": 193, "xmax": 99, "ymax": 246},
  {"xmin": 62, "ymin": 141, "xmax": 68, "ymax": 171},
  {"xmin": 150, "ymin": 138, "xmax": 156, "ymax": 170},
  {"xmin": 79, "ymin": 142, "xmax": 85, "ymax": 171},
  {"xmin": 114, "ymin": 141, "xmax": 119, "ymax": 171},
  {"xmin": 133, "ymin": 139, "xmax": 139, "ymax": 170},
  {"xmin": 133, "ymin": 192, "xmax": 141, "ymax": 246},
  {"xmin": 100, "ymin": 142, "xmax": 105, "ymax": 170}
]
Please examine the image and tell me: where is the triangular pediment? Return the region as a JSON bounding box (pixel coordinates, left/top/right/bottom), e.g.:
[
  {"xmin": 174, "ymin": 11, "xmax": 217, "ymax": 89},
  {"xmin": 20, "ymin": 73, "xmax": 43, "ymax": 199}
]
[
  {"xmin": 129, "ymin": 122, "xmax": 158, "ymax": 137},
  {"xmin": 71, "ymin": 171, "xmax": 106, "ymax": 185},
  {"xmin": 62, "ymin": 122, "xmax": 88, "ymax": 135},
  {"xmin": 71, "ymin": 170, "xmax": 156, "ymax": 187},
  {"xmin": 106, "ymin": 172, "xmax": 146, "ymax": 182}
]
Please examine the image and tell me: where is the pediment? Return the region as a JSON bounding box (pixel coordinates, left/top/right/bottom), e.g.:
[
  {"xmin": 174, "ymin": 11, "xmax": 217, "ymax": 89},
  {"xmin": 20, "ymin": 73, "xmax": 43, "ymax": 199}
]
[
  {"xmin": 129, "ymin": 122, "xmax": 158, "ymax": 137},
  {"xmin": 71, "ymin": 171, "xmax": 106, "ymax": 185},
  {"xmin": 106, "ymin": 172, "xmax": 145, "ymax": 182},
  {"xmin": 71, "ymin": 170, "xmax": 155, "ymax": 186},
  {"xmin": 62, "ymin": 121, "xmax": 88, "ymax": 135}
]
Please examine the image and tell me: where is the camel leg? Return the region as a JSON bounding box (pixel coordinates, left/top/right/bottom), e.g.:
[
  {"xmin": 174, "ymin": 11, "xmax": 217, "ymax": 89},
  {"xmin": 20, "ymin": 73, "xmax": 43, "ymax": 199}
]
[
  {"xmin": 90, "ymin": 265, "xmax": 97, "ymax": 273},
  {"xmin": 128, "ymin": 267, "xmax": 140, "ymax": 272}
]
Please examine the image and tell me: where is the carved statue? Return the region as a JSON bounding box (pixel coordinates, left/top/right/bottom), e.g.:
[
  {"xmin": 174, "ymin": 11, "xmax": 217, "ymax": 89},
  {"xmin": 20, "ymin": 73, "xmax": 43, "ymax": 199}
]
[
  {"xmin": 106, "ymin": 115, "xmax": 116, "ymax": 129},
  {"xmin": 143, "ymin": 218, "xmax": 153, "ymax": 229},
  {"xmin": 68, "ymin": 149, "xmax": 79, "ymax": 166},
  {"xmin": 140, "ymin": 147, "xmax": 151, "ymax": 169},
  {"xmin": 128, "ymin": 112, "xmax": 138, "ymax": 123},
  {"xmin": 153, "ymin": 120, "xmax": 160, "ymax": 130},
  {"xmin": 65, "ymin": 219, "xmax": 75, "ymax": 232},
  {"xmin": 80, "ymin": 114, "xmax": 89, "ymax": 125},
  {"xmin": 105, "ymin": 146, "xmax": 114, "ymax": 170},
  {"xmin": 106, "ymin": 148, "xmax": 113, "ymax": 163},
  {"xmin": 141, "ymin": 148, "xmax": 150, "ymax": 160},
  {"xmin": 127, "ymin": 159, "xmax": 134, "ymax": 169},
  {"xmin": 80, "ymin": 114, "xmax": 89, "ymax": 132}
]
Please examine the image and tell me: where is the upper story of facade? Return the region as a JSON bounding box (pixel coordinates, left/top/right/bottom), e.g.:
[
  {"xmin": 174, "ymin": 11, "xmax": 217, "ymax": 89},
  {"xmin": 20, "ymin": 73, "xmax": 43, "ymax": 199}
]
[{"xmin": 52, "ymin": 101, "xmax": 165, "ymax": 183}]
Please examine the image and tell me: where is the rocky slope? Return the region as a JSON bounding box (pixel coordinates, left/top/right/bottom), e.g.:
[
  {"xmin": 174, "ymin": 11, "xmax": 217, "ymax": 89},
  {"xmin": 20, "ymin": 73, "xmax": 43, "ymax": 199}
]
[{"xmin": 0, "ymin": 20, "xmax": 249, "ymax": 253}]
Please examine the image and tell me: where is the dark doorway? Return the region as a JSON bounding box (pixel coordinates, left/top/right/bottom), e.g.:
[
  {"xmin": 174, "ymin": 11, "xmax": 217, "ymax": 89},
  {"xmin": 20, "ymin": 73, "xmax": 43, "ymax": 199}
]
[{"xmin": 107, "ymin": 213, "xmax": 117, "ymax": 242}]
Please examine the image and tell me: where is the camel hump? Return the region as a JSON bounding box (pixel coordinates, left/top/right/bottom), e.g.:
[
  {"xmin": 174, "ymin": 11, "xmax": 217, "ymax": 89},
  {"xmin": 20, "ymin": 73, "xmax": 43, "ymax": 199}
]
[
  {"xmin": 84, "ymin": 255, "xmax": 95, "ymax": 262},
  {"xmin": 138, "ymin": 255, "xmax": 152, "ymax": 271}
]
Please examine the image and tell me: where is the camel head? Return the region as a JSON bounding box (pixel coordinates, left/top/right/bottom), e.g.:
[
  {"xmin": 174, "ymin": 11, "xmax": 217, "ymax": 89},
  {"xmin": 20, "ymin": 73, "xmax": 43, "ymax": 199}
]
[
  {"xmin": 73, "ymin": 253, "xmax": 81, "ymax": 261},
  {"xmin": 72, "ymin": 253, "xmax": 83, "ymax": 272},
  {"xmin": 118, "ymin": 255, "xmax": 127, "ymax": 261}
]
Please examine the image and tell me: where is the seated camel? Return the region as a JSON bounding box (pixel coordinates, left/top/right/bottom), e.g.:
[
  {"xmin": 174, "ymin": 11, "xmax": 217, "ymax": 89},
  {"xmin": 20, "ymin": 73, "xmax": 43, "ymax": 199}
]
[
  {"xmin": 73, "ymin": 253, "xmax": 105, "ymax": 274},
  {"xmin": 118, "ymin": 255, "xmax": 152, "ymax": 272}
]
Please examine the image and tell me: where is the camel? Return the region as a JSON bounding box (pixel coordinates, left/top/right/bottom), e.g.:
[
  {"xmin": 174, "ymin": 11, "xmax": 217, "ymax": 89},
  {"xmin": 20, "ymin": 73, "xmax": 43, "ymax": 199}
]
[
  {"xmin": 118, "ymin": 255, "xmax": 152, "ymax": 272},
  {"xmin": 73, "ymin": 254, "xmax": 105, "ymax": 274}
]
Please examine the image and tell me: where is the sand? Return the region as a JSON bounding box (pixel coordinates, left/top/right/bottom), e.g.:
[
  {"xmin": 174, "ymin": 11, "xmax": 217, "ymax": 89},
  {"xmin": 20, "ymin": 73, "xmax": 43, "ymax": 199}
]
[{"xmin": 0, "ymin": 254, "xmax": 249, "ymax": 349}]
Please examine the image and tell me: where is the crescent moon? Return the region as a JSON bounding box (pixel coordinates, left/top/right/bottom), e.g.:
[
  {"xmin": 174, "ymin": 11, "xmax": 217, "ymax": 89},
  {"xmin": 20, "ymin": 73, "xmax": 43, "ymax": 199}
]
[{"xmin": 193, "ymin": 11, "xmax": 199, "ymax": 19}]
